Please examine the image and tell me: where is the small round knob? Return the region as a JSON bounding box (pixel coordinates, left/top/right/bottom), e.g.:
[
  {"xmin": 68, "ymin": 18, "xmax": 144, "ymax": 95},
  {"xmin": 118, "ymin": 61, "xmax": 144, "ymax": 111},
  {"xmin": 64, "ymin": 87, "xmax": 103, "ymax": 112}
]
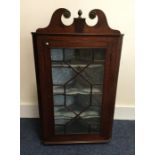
[{"xmin": 45, "ymin": 42, "xmax": 49, "ymax": 45}]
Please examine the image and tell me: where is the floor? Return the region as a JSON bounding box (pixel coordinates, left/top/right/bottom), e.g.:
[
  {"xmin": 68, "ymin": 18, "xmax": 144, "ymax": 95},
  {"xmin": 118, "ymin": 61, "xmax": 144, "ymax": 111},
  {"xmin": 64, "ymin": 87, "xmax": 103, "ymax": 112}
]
[{"xmin": 20, "ymin": 119, "xmax": 135, "ymax": 155}]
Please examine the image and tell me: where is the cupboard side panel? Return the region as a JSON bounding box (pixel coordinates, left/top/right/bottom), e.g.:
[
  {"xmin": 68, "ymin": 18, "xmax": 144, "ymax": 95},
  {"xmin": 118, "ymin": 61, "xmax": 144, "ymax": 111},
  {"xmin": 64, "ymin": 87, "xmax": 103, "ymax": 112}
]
[
  {"xmin": 34, "ymin": 37, "xmax": 53, "ymax": 140},
  {"xmin": 101, "ymin": 36, "xmax": 123, "ymax": 138},
  {"xmin": 32, "ymin": 34, "xmax": 43, "ymax": 138}
]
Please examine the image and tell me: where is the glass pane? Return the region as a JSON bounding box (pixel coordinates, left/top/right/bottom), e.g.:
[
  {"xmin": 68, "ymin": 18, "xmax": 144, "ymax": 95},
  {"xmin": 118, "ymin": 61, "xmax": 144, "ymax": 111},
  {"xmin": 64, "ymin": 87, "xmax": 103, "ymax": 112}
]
[
  {"xmin": 92, "ymin": 85, "xmax": 103, "ymax": 94},
  {"xmin": 51, "ymin": 48, "xmax": 105, "ymax": 135},
  {"xmin": 65, "ymin": 76, "xmax": 91, "ymax": 95},
  {"xmin": 53, "ymin": 95, "xmax": 64, "ymax": 106},
  {"xmin": 51, "ymin": 49, "xmax": 63, "ymax": 61},
  {"xmin": 65, "ymin": 117, "xmax": 90, "ymax": 134},
  {"xmin": 52, "ymin": 65, "xmax": 76, "ymax": 85},
  {"xmin": 81, "ymin": 64, "xmax": 104, "ymax": 84},
  {"xmin": 66, "ymin": 95, "xmax": 90, "ymax": 114},
  {"xmin": 93, "ymin": 49, "xmax": 105, "ymax": 61},
  {"xmin": 53, "ymin": 86, "xmax": 64, "ymax": 94},
  {"xmin": 64, "ymin": 48, "xmax": 93, "ymax": 63}
]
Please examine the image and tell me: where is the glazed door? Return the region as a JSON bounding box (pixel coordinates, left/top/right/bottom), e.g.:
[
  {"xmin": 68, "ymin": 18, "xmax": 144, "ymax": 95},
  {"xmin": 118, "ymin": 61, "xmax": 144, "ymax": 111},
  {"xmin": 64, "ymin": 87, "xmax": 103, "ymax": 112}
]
[{"xmin": 51, "ymin": 48, "xmax": 105, "ymax": 135}]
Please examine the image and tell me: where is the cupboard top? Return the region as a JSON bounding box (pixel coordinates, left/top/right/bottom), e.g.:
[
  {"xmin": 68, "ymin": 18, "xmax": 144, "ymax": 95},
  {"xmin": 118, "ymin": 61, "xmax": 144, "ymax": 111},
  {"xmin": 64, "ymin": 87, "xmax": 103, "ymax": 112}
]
[{"xmin": 33, "ymin": 8, "xmax": 123, "ymax": 36}]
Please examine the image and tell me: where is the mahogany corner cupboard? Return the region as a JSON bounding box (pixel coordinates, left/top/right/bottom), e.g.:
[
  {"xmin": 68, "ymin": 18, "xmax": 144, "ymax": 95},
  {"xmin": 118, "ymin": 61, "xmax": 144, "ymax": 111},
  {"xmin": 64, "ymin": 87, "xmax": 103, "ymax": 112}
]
[{"xmin": 32, "ymin": 8, "xmax": 123, "ymax": 144}]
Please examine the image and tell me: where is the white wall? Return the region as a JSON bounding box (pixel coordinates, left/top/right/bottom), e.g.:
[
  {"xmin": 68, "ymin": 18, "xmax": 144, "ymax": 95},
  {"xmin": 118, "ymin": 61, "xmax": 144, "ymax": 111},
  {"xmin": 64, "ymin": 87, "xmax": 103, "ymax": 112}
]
[{"xmin": 20, "ymin": 0, "xmax": 134, "ymax": 118}]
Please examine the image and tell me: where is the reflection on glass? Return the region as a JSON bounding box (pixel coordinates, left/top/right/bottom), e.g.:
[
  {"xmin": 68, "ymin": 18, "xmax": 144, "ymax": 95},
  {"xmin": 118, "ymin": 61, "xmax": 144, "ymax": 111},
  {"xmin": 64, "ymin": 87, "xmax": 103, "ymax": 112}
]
[
  {"xmin": 51, "ymin": 48, "xmax": 105, "ymax": 134},
  {"xmin": 52, "ymin": 67, "xmax": 76, "ymax": 85}
]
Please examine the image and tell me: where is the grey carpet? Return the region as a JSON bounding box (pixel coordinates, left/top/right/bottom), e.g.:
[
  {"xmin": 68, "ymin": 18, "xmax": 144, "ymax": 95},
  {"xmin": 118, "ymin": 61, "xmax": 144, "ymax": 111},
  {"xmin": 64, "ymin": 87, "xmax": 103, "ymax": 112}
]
[{"xmin": 20, "ymin": 119, "xmax": 135, "ymax": 155}]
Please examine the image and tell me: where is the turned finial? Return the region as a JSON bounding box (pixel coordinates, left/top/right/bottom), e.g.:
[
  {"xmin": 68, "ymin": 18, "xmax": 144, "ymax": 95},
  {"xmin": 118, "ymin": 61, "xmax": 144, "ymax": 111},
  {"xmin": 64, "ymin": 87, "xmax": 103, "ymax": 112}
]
[{"xmin": 78, "ymin": 10, "xmax": 82, "ymax": 18}]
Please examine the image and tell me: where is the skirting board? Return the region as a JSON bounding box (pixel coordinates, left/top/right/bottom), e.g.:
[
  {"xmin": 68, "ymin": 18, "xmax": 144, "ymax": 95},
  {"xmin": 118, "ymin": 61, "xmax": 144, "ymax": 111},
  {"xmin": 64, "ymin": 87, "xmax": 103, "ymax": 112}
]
[{"xmin": 20, "ymin": 105, "xmax": 135, "ymax": 120}]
